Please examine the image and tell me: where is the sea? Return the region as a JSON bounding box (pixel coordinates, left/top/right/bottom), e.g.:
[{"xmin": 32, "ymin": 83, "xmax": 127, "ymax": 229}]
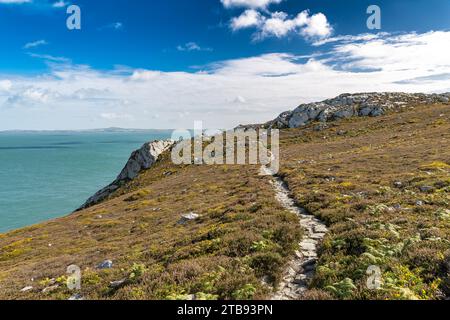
[{"xmin": 0, "ymin": 129, "xmax": 173, "ymax": 233}]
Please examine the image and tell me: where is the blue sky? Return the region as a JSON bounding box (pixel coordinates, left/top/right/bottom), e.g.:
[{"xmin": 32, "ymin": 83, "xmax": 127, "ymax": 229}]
[{"xmin": 0, "ymin": 0, "xmax": 450, "ymax": 130}]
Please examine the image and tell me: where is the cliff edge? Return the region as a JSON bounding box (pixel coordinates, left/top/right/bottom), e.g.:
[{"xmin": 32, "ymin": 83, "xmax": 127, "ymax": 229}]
[{"xmin": 78, "ymin": 139, "xmax": 174, "ymax": 210}]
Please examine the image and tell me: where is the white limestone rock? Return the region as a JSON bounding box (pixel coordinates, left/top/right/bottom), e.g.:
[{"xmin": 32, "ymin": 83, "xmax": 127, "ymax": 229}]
[
  {"xmin": 117, "ymin": 140, "xmax": 174, "ymax": 180},
  {"xmin": 178, "ymin": 212, "xmax": 200, "ymax": 225},
  {"xmin": 266, "ymin": 92, "xmax": 450, "ymax": 129},
  {"xmin": 78, "ymin": 139, "xmax": 174, "ymax": 210}
]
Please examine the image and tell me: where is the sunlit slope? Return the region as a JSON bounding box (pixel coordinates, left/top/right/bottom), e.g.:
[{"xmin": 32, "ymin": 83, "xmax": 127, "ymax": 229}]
[
  {"xmin": 0, "ymin": 102, "xmax": 448, "ymax": 300},
  {"xmin": 278, "ymin": 103, "xmax": 450, "ymax": 299}
]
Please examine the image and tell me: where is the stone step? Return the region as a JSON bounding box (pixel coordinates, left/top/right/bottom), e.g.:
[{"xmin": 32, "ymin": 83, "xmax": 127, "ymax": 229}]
[
  {"xmin": 310, "ymin": 233, "xmax": 326, "ymax": 240},
  {"xmin": 314, "ymin": 225, "xmax": 328, "ymax": 233},
  {"xmin": 293, "ymin": 277, "xmax": 308, "ymax": 286},
  {"xmin": 300, "ymin": 242, "xmax": 316, "ymax": 251},
  {"xmin": 302, "ymin": 258, "xmax": 317, "ymax": 268}
]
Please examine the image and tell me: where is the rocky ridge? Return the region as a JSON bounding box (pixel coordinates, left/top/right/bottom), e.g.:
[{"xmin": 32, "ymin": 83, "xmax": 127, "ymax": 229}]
[
  {"xmin": 78, "ymin": 140, "xmax": 174, "ymax": 210},
  {"xmin": 80, "ymin": 92, "xmax": 450, "ymax": 211},
  {"xmin": 266, "ymin": 92, "xmax": 450, "ymax": 129}
]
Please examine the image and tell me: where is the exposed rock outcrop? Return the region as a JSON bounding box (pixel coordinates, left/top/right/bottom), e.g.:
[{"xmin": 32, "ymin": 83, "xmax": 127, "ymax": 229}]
[
  {"xmin": 78, "ymin": 140, "xmax": 174, "ymax": 210},
  {"xmin": 266, "ymin": 92, "xmax": 450, "ymax": 129},
  {"xmin": 117, "ymin": 140, "xmax": 174, "ymax": 181}
]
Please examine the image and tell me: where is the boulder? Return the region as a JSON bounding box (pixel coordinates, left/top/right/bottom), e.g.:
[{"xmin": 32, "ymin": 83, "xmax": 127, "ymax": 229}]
[
  {"xmin": 270, "ymin": 111, "xmax": 292, "ymax": 128},
  {"xmin": 20, "ymin": 286, "xmax": 33, "ymax": 293},
  {"xmin": 419, "ymin": 186, "xmax": 434, "ymax": 193},
  {"xmin": 110, "ymin": 279, "xmax": 127, "ymax": 288},
  {"xmin": 439, "ymin": 96, "xmax": 449, "ymax": 103},
  {"xmin": 394, "ymin": 181, "xmax": 403, "ymax": 188},
  {"xmin": 178, "ymin": 212, "xmax": 200, "ymax": 225},
  {"xmin": 42, "ymin": 285, "xmax": 59, "ymax": 293},
  {"xmin": 68, "ymin": 293, "xmax": 84, "ymax": 300},
  {"xmin": 97, "ymin": 260, "xmax": 113, "ymax": 269},
  {"xmin": 332, "ymin": 107, "xmax": 355, "ymax": 120},
  {"xmin": 288, "ymin": 112, "xmax": 310, "ymax": 128}
]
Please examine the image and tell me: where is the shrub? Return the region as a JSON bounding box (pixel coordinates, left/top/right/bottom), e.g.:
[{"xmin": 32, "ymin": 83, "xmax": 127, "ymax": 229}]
[
  {"xmin": 325, "ymin": 278, "xmax": 357, "ymax": 299},
  {"xmin": 124, "ymin": 189, "xmax": 151, "ymax": 202},
  {"xmin": 420, "ymin": 162, "xmax": 450, "ymax": 171},
  {"xmin": 232, "ymin": 284, "xmax": 257, "ymax": 300},
  {"xmin": 249, "ymin": 252, "xmax": 284, "ymax": 281},
  {"xmin": 129, "ymin": 263, "xmax": 148, "ymax": 281}
]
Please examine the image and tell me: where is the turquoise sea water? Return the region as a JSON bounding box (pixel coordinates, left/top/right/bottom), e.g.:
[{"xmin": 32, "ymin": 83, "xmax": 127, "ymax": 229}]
[{"xmin": 0, "ymin": 130, "xmax": 172, "ymax": 233}]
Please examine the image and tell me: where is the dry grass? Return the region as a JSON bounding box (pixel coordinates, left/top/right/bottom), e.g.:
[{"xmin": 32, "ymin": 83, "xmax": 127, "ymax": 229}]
[
  {"xmin": 0, "ymin": 158, "xmax": 301, "ymax": 300},
  {"xmin": 0, "ymin": 102, "xmax": 448, "ymax": 300},
  {"xmin": 278, "ymin": 103, "xmax": 450, "ymax": 300}
]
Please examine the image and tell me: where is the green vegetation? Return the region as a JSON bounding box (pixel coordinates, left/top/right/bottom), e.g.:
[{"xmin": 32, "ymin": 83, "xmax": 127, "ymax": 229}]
[
  {"xmin": 0, "ymin": 102, "xmax": 448, "ymax": 300},
  {"xmin": 279, "ymin": 103, "xmax": 450, "ymax": 300},
  {"xmin": 0, "ymin": 152, "xmax": 301, "ymax": 300}
]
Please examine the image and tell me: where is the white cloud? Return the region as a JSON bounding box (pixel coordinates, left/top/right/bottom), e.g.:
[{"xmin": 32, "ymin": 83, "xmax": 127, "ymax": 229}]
[
  {"xmin": 312, "ymin": 33, "xmax": 385, "ymax": 46},
  {"xmin": 258, "ymin": 11, "xmax": 296, "ymax": 38},
  {"xmin": 27, "ymin": 52, "xmax": 71, "ymax": 63},
  {"xmin": 328, "ymin": 31, "xmax": 450, "ymax": 73},
  {"xmin": 112, "ymin": 22, "xmax": 123, "ymax": 30},
  {"xmin": 6, "ymin": 87, "xmax": 57, "ymax": 105},
  {"xmin": 300, "ymin": 12, "xmax": 332, "ymax": 38},
  {"xmin": 1, "ymin": 31, "xmax": 450, "ymax": 130},
  {"xmin": 21, "ymin": 88, "xmax": 51, "ymax": 103},
  {"xmin": 100, "ymin": 112, "xmax": 134, "ymax": 120},
  {"xmin": 0, "ymin": 80, "xmax": 12, "ymax": 92},
  {"xmin": 231, "ymin": 9, "xmax": 332, "ymax": 41},
  {"xmin": 231, "ymin": 9, "xmax": 263, "ymax": 31},
  {"xmin": 234, "ymin": 95, "xmax": 247, "ymax": 104},
  {"xmin": 23, "ymin": 39, "xmax": 48, "ymax": 49},
  {"xmin": 98, "ymin": 22, "xmax": 124, "ymax": 31},
  {"xmin": 52, "ymin": 0, "xmax": 68, "ymax": 8},
  {"xmin": 221, "ymin": 0, "xmax": 282, "ymax": 9},
  {"xmin": 129, "ymin": 70, "xmax": 162, "ymax": 81},
  {"xmin": 177, "ymin": 42, "xmax": 212, "ymax": 52},
  {"xmin": 0, "ymin": 0, "xmax": 31, "ymax": 4}
]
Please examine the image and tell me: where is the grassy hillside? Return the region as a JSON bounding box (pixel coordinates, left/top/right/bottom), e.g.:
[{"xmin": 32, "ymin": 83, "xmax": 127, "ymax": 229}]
[
  {"xmin": 0, "ymin": 158, "xmax": 302, "ymax": 300},
  {"xmin": 0, "ymin": 102, "xmax": 448, "ymax": 300},
  {"xmin": 279, "ymin": 103, "xmax": 450, "ymax": 299}
]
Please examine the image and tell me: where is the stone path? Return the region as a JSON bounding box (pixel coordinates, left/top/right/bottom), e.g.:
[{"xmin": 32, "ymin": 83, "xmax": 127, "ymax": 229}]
[{"xmin": 260, "ymin": 166, "xmax": 328, "ymax": 300}]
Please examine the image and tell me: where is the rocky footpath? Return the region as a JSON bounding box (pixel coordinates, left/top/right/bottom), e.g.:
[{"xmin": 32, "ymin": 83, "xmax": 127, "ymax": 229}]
[
  {"xmin": 78, "ymin": 140, "xmax": 174, "ymax": 210},
  {"xmin": 261, "ymin": 166, "xmax": 328, "ymax": 300},
  {"xmin": 266, "ymin": 92, "xmax": 450, "ymax": 129}
]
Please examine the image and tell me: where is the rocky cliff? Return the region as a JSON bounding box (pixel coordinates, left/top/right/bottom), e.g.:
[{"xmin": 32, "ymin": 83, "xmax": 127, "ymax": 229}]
[
  {"xmin": 266, "ymin": 92, "xmax": 450, "ymax": 129},
  {"xmin": 78, "ymin": 139, "xmax": 174, "ymax": 210}
]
